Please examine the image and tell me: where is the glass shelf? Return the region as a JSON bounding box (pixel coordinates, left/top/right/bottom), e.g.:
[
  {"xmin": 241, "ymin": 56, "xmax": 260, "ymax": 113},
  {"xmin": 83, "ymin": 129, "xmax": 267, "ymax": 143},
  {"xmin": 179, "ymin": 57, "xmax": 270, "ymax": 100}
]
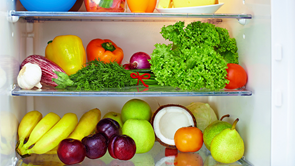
[
  {"xmin": 10, "ymin": 11, "xmax": 252, "ymax": 22},
  {"xmin": 15, "ymin": 142, "xmax": 253, "ymax": 166},
  {"xmin": 11, "ymin": 85, "xmax": 252, "ymax": 97}
]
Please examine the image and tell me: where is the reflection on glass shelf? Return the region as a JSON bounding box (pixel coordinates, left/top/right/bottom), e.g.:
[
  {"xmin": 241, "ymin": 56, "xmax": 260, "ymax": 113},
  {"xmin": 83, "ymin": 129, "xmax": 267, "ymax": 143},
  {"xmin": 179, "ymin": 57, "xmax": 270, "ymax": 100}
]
[
  {"xmin": 11, "ymin": 85, "xmax": 252, "ymax": 97},
  {"xmin": 10, "ymin": 11, "xmax": 252, "ymax": 22},
  {"xmin": 16, "ymin": 142, "xmax": 253, "ymax": 166}
]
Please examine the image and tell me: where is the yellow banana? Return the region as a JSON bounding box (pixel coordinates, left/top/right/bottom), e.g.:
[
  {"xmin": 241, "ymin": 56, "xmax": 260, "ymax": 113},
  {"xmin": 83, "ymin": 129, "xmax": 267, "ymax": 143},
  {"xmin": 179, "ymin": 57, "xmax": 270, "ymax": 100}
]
[
  {"xmin": 19, "ymin": 154, "xmax": 64, "ymax": 166},
  {"xmin": 46, "ymin": 108, "xmax": 101, "ymax": 155},
  {"xmin": 68, "ymin": 108, "xmax": 101, "ymax": 140},
  {"xmin": 24, "ymin": 113, "xmax": 78, "ymax": 155},
  {"xmin": 17, "ymin": 110, "xmax": 43, "ymax": 149},
  {"xmin": 44, "ymin": 146, "xmax": 58, "ymax": 154},
  {"xmin": 19, "ymin": 112, "xmax": 61, "ymax": 153}
]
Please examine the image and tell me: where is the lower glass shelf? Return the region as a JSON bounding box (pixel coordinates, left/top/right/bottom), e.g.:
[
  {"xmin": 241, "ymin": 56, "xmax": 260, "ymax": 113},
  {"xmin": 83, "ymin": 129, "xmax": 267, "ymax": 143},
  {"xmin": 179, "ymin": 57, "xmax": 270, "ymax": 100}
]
[
  {"xmin": 15, "ymin": 142, "xmax": 252, "ymax": 166},
  {"xmin": 11, "ymin": 85, "xmax": 252, "ymax": 97}
]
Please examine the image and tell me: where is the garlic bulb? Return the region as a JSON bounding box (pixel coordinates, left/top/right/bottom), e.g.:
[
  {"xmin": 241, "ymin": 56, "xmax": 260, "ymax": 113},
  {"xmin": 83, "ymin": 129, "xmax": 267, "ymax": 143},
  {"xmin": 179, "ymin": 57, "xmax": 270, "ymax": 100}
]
[{"xmin": 17, "ymin": 63, "xmax": 42, "ymax": 90}]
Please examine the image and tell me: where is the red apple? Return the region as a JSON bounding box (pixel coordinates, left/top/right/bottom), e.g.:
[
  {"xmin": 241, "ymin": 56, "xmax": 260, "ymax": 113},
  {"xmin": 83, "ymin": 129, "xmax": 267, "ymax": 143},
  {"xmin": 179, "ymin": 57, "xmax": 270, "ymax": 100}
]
[
  {"xmin": 57, "ymin": 139, "xmax": 86, "ymax": 165},
  {"xmin": 108, "ymin": 135, "xmax": 136, "ymax": 160},
  {"xmin": 82, "ymin": 133, "xmax": 108, "ymax": 159},
  {"xmin": 96, "ymin": 118, "xmax": 121, "ymax": 141}
]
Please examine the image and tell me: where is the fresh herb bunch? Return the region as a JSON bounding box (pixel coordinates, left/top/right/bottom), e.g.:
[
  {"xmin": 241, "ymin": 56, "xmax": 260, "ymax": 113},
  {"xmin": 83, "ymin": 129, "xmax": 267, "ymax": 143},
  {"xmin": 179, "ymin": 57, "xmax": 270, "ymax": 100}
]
[
  {"xmin": 149, "ymin": 21, "xmax": 238, "ymax": 91},
  {"xmin": 53, "ymin": 59, "xmax": 158, "ymax": 91}
]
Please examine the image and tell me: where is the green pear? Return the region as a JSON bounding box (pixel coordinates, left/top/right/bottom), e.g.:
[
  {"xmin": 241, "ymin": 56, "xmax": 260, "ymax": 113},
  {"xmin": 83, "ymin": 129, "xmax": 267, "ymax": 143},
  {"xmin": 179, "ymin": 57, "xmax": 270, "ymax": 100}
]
[
  {"xmin": 203, "ymin": 114, "xmax": 232, "ymax": 150},
  {"xmin": 210, "ymin": 118, "xmax": 244, "ymax": 164}
]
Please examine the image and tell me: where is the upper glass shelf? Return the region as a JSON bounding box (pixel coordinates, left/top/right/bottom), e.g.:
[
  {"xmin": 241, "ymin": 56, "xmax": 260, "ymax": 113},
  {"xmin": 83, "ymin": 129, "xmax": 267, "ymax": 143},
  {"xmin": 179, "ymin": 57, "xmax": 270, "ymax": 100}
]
[
  {"xmin": 10, "ymin": 11, "xmax": 252, "ymax": 22},
  {"xmin": 11, "ymin": 85, "xmax": 252, "ymax": 97}
]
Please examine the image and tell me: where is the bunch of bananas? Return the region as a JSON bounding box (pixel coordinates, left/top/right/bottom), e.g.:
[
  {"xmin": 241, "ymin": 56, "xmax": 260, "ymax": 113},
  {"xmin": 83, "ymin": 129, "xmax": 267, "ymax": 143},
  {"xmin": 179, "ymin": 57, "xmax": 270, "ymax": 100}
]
[{"xmin": 16, "ymin": 108, "xmax": 101, "ymax": 156}]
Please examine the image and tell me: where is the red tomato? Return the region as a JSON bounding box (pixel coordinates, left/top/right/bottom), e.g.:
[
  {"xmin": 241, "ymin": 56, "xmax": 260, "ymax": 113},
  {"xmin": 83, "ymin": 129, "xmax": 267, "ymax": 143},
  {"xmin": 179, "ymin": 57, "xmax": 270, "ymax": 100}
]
[{"xmin": 225, "ymin": 63, "xmax": 248, "ymax": 89}]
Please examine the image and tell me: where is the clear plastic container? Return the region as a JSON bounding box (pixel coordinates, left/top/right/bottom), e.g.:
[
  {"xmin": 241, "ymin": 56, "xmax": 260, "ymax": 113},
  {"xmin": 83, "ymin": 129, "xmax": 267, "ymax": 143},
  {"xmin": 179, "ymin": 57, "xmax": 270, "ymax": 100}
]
[{"xmin": 84, "ymin": 0, "xmax": 126, "ymax": 12}]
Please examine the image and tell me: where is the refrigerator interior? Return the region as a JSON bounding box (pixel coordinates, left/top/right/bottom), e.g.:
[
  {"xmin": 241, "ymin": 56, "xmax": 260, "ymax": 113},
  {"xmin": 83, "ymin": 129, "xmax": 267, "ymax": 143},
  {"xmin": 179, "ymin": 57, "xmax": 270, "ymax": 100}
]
[{"xmin": 0, "ymin": 0, "xmax": 275, "ymax": 165}]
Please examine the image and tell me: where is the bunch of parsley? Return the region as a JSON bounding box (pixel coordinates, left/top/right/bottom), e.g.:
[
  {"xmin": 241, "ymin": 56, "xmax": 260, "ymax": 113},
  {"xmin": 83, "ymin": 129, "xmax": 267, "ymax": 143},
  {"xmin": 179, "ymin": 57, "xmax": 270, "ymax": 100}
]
[
  {"xmin": 52, "ymin": 59, "xmax": 158, "ymax": 91},
  {"xmin": 149, "ymin": 21, "xmax": 239, "ymax": 90}
]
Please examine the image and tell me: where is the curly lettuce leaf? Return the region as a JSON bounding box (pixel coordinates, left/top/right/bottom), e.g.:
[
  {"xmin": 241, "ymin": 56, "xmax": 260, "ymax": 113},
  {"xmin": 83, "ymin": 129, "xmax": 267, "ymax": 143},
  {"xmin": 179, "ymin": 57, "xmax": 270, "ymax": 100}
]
[
  {"xmin": 215, "ymin": 27, "xmax": 239, "ymax": 64},
  {"xmin": 150, "ymin": 21, "xmax": 237, "ymax": 90},
  {"xmin": 150, "ymin": 44, "xmax": 229, "ymax": 90}
]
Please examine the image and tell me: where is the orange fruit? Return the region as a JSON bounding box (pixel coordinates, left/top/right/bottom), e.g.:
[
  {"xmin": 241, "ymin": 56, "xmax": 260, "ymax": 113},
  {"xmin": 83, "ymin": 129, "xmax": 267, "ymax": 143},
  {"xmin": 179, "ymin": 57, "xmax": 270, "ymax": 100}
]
[
  {"xmin": 174, "ymin": 152, "xmax": 203, "ymax": 166},
  {"xmin": 127, "ymin": 0, "xmax": 156, "ymax": 13},
  {"xmin": 127, "ymin": 0, "xmax": 149, "ymax": 13},
  {"xmin": 174, "ymin": 127, "xmax": 203, "ymax": 153},
  {"xmin": 146, "ymin": 0, "xmax": 157, "ymax": 13}
]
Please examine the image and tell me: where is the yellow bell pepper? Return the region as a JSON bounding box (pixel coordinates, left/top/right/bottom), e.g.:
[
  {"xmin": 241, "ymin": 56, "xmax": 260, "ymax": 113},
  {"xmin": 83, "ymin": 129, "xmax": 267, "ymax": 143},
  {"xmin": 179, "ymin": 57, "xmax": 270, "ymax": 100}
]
[{"xmin": 45, "ymin": 35, "xmax": 86, "ymax": 75}]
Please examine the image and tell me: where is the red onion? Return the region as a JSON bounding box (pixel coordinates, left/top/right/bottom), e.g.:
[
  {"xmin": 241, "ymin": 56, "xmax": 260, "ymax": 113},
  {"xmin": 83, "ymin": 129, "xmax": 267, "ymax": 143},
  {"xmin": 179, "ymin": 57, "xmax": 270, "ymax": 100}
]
[{"xmin": 129, "ymin": 52, "xmax": 151, "ymax": 69}]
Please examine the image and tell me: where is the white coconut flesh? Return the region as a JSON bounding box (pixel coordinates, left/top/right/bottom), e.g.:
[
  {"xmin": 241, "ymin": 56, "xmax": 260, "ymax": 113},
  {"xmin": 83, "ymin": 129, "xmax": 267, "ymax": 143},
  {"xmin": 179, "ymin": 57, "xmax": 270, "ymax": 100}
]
[{"xmin": 153, "ymin": 106, "xmax": 195, "ymax": 146}]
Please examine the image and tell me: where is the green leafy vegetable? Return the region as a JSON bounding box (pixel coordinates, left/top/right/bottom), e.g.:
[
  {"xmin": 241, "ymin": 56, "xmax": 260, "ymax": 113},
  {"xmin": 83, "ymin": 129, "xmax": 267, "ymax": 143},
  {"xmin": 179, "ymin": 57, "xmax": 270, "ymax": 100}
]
[
  {"xmin": 186, "ymin": 102, "xmax": 218, "ymax": 132},
  {"xmin": 149, "ymin": 21, "xmax": 238, "ymax": 90},
  {"xmin": 99, "ymin": 0, "xmax": 113, "ymax": 8},
  {"xmin": 52, "ymin": 71, "xmax": 74, "ymax": 89},
  {"xmin": 52, "ymin": 59, "xmax": 158, "ymax": 91}
]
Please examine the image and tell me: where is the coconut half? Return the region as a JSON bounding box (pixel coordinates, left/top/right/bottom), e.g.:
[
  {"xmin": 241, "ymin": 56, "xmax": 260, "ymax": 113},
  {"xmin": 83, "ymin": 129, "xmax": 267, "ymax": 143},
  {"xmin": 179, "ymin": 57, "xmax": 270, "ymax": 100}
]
[{"xmin": 151, "ymin": 104, "xmax": 197, "ymax": 149}]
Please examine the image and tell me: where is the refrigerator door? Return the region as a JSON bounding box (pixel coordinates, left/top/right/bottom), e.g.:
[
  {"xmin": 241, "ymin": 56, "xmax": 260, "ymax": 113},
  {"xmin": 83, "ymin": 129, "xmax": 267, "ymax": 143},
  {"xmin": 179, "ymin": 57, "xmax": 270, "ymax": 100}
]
[
  {"xmin": 271, "ymin": 0, "xmax": 295, "ymax": 165},
  {"xmin": 0, "ymin": 0, "xmax": 27, "ymax": 166}
]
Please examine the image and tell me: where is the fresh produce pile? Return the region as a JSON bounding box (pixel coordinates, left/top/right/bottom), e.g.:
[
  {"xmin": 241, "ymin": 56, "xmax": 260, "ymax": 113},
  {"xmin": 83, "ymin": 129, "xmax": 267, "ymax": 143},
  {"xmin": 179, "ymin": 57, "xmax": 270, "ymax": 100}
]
[
  {"xmin": 16, "ymin": 99, "xmax": 245, "ymax": 165},
  {"xmin": 17, "ymin": 21, "xmax": 247, "ymax": 91}
]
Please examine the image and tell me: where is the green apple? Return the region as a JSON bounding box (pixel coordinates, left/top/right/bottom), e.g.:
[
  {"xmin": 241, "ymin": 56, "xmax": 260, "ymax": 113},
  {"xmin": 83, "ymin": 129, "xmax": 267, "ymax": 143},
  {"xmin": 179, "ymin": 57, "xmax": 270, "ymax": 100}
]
[
  {"xmin": 121, "ymin": 99, "xmax": 151, "ymax": 123},
  {"xmin": 122, "ymin": 119, "xmax": 155, "ymax": 154},
  {"xmin": 103, "ymin": 112, "xmax": 123, "ymax": 128}
]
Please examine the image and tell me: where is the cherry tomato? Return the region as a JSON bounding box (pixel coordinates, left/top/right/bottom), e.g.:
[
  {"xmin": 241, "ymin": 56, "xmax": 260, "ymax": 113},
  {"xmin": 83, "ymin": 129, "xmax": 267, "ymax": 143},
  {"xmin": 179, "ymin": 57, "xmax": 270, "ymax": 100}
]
[
  {"xmin": 174, "ymin": 127, "xmax": 203, "ymax": 153},
  {"xmin": 225, "ymin": 63, "xmax": 248, "ymax": 89}
]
